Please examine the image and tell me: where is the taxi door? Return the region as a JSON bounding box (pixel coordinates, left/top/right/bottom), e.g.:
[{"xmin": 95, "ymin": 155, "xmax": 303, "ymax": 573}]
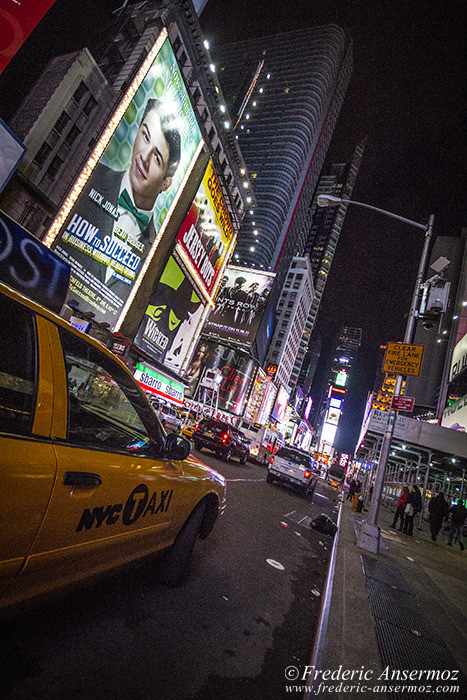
[
  {"xmin": 0, "ymin": 300, "xmax": 58, "ymax": 599},
  {"xmin": 13, "ymin": 321, "xmax": 189, "ymax": 602}
]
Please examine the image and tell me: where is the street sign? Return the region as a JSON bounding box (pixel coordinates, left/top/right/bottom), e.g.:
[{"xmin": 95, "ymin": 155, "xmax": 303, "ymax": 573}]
[
  {"xmin": 391, "ymin": 395, "xmax": 415, "ymax": 412},
  {"xmin": 382, "ymin": 342, "xmax": 424, "ymax": 377}
]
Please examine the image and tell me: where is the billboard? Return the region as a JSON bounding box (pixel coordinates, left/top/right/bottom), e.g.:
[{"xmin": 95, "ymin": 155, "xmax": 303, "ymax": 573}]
[
  {"xmin": 133, "ymin": 362, "xmax": 185, "ymax": 406},
  {"xmin": 204, "ymin": 265, "xmax": 275, "ymax": 347},
  {"xmin": 0, "ymin": 119, "xmax": 26, "ymax": 193},
  {"xmin": 0, "ymin": 210, "xmax": 70, "ymax": 313},
  {"xmin": 0, "ymin": 0, "xmax": 57, "ymax": 75},
  {"xmin": 134, "ymin": 254, "xmax": 205, "ymax": 369},
  {"xmin": 47, "ymin": 34, "xmax": 202, "ymax": 328},
  {"xmin": 175, "ymin": 159, "xmax": 234, "ymax": 297},
  {"xmin": 186, "ymin": 339, "xmax": 257, "ymax": 416},
  {"xmin": 271, "ymin": 385, "xmax": 289, "ymax": 424}
]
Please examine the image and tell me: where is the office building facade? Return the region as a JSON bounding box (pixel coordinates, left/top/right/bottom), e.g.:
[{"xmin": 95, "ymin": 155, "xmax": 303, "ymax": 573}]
[{"xmin": 212, "ymin": 25, "xmax": 353, "ymax": 361}]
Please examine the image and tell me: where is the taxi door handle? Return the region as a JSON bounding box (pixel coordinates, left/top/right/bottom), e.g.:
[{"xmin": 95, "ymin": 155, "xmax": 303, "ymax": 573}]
[{"xmin": 64, "ymin": 471, "xmax": 102, "ymax": 487}]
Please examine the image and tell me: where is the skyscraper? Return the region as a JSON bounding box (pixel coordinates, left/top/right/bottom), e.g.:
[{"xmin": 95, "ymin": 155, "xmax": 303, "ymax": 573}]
[
  {"xmin": 292, "ymin": 139, "xmax": 366, "ymax": 392},
  {"xmin": 212, "ymin": 25, "xmax": 352, "ymax": 360}
]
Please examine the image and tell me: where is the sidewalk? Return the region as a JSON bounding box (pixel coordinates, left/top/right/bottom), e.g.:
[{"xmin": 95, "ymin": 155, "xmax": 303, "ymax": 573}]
[{"xmin": 317, "ymin": 497, "xmax": 467, "ymax": 699}]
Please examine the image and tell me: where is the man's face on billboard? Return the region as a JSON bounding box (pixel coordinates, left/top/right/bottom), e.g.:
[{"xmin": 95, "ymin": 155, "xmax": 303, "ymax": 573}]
[{"xmin": 129, "ymin": 108, "xmax": 172, "ymax": 210}]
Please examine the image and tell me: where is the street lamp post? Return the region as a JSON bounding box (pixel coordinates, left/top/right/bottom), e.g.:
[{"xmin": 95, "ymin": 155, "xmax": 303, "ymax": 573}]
[{"xmin": 317, "ymin": 194, "xmax": 435, "ymax": 553}]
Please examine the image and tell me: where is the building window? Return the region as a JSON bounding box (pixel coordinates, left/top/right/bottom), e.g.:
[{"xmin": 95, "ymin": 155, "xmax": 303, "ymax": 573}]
[
  {"xmin": 53, "ymin": 111, "xmax": 70, "ymax": 134},
  {"xmin": 64, "ymin": 124, "xmax": 81, "ymax": 147},
  {"xmin": 82, "ymin": 95, "xmax": 97, "ymax": 117},
  {"xmin": 33, "ymin": 142, "xmax": 52, "ymax": 167},
  {"xmin": 46, "ymin": 154, "xmax": 64, "ymax": 179},
  {"xmin": 72, "ymin": 81, "xmax": 88, "ymax": 104}
]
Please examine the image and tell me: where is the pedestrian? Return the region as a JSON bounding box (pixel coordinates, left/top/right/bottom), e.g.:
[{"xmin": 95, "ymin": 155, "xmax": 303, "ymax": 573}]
[
  {"xmin": 403, "ymin": 484, "xmax": 423, "ymax": 536},
  {"xmin": 428, "ymin": 491, "xmax": 450, "ymax": 541},
  {"xmin": 391, "ymin": 485, "xmax": 409, "ymax": 530},
  {"xmin": 447, "ymin": 498, "xmax": 466, "ymax": 550},
  {"xmin": 346, "ymin": 478, "xmax": 358, "ymax": 501}
]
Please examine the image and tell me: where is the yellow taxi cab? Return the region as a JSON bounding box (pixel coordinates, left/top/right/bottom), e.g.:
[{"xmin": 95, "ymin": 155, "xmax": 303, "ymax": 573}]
[{"xmin": 0, "ymin": 280, "xmax": 226, "ymax": 616}]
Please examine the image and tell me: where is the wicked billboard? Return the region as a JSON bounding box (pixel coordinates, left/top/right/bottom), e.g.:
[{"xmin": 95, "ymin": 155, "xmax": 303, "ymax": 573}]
[
  {"xmin": 185, "ymin": 339, "xmax": 258, "ymax": 417},
  {"xmin": 46, "ymin": 33, "xmax": 201, "ymax": 329},
  {"xmin": 134, "ymin": 254, "xmax": 205, "ymax": 371},
  {"xmin": 175, "ymin": 159, "xmax": 234, "ymax": 296},
  {"xmin": 203, "ymin": 265, "xmax": 275, "ymax": 347}
]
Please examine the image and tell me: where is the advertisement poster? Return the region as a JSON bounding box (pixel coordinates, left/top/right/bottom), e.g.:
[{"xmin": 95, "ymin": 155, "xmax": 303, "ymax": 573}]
[
  {"xmin": 244, "ymin": 367, "xmax": 269, "ymax": 425},
  {"xmin": 271, "ymin": 385, "xmax": 289, "ymax": 424},
  {"xmin": 176, "ymin": 159, "xmax": 234, "ymax": 296},
  {"xmin": 204, "ymin": 265, "xmax": 275, "ymax": 347},
  {"xmin": 185, "ymin": 339, "xmax": 257, "ymax": 416},
  {"xmin": 134, "ymin": 255, "xmax": 205, "ymax": 368},
  {"xmin": 0, "ymin": 0, "xmax": 57, "ymax": 75},
  {"xmin": 0, "ymin": 210, "xmax": 70, "ymax": 313},
  {"xmin": 51, "ymin": 36, "xmax": 201, "ymax": 328}
]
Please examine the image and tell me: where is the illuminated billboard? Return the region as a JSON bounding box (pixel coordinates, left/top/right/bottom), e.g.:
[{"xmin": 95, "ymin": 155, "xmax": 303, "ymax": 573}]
[
  {"xmin": 0, "ymin": 1, "xmax": 57, "ymax": 75},
  {"xmin": 204, "ymin": 265, "xmax": 275, "ymax": 347},
  {"xmin": 271, "ymin": 385, "xmax": 289, "ymax": 424},
  {"xmin": 134, "ymin": 255, "xmax": 205, "ymax": 369},
  {"xmin": 46, "ymin": 33, "xmax": 202, "ymax": 329},
  {"xmin": 175, "ymin": 159, "xmax": 235, "ymax": 297},
  {"xmin": 185, "ymin": 339, "xmax": 257, "ymax": 416},
  {"xmin": 0, "ymin": 210, "xmax": 70, "ymax": 313}
]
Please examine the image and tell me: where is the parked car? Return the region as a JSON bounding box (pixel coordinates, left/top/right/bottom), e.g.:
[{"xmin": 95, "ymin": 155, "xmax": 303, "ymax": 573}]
[
  {"xmin": 267, "ymin": 446, "xmax": 318, "ymax": 499},
  {"xmin": 0, "ymin": 281, "xmax": 226, "ymax": 616},
  {"xmin": 193, "ymin": 418, "xmax": 250, "ymax": 463},
  {"xmin": 150, "ymin": 399, "xmax": 182, "ymax": 434}
]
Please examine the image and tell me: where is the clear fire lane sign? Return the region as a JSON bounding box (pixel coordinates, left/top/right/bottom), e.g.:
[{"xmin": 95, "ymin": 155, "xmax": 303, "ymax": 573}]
[{"xmin": 382, "ymin": 342, "xmax": 424, "ymax": 377}]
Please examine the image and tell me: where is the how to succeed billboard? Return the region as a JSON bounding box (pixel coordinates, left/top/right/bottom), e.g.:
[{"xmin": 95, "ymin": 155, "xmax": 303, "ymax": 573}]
[
  {"xmin": 47, "ymin": 34, "xmax": 201, "ymax": 329},
  {"xmin": 204, "ymin": 265, "xmax": 275, "ymax": 347}
]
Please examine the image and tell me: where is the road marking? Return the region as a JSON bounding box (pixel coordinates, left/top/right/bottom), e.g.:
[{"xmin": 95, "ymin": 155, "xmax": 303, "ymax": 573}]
[
  {"xmin": 266, "ymin": 559, "xmax": 285, "ymax": 570},
  {"xmin": 226, "ymin": 478, "xmax": 265, "ymax": 482},
  {"xmin": 314, "ymin": 492, "xmax": 330, "ymax": 500}
]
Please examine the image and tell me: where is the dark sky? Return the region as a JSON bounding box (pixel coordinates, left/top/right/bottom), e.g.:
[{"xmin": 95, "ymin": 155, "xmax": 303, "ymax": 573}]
[
  {"xmin": 201, "ymin": 0, "xmax": 465, "ymax": 452},
  {"xmin": 1, "ymin": 0, "xmax": 465, "ymax": 452}
]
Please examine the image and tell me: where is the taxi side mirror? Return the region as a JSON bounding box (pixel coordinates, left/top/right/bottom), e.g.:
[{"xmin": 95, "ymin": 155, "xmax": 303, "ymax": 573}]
[{"xmin": 165, "ymin": 433, "xmax": 191, "ymax": 461}]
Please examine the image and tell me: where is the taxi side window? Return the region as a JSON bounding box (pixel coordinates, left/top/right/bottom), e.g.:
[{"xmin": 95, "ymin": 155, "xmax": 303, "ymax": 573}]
[
  {"xmin": 0, "ymin": 296, "xmax": 37, "ymax": 436},
  {"xmin": 58, "ymin": 328, "xmax": 152, "ymax": 453}
]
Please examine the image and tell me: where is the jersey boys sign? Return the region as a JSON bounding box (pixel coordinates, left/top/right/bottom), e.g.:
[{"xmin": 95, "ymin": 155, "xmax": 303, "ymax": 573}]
[{"xmin": 175, "ymin": 159, "xmax": 234, "ymax": 296}]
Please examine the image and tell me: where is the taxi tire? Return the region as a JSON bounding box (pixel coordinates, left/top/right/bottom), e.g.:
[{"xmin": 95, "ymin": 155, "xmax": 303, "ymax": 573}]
[
  {"xmin": 240, "ymin": 454, "xmax": 248, "ymax": 464},
  {"xmin": 266, "ymin": 472, "xmax": 274, "ymax": 484},
  {"xmin": 303, "ymin": 482, "xmax": 316, "ymax": 501},
  {"xmin": 224, "ymin": 448, "xmax": 233, "ymax": 462},
  {"xmin": 156, "ymin": 500, "xmax": 206, "ymax": 586},
  {"xmin": 194, "ymin": 440, "xmax": 202, "ymax": 451}
]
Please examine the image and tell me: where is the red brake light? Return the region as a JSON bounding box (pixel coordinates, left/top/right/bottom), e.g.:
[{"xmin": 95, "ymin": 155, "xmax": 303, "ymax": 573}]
[
  {"xmin": 270, "ymin": 456, "xmax": 275, "ymax": 464},
  {"xmin": 222, "ymin": 432, "xmax": 230, "ymax": 443},
  {"xmin": 304, "ymin": 470, "xmax": 311, "ymax": 479}
]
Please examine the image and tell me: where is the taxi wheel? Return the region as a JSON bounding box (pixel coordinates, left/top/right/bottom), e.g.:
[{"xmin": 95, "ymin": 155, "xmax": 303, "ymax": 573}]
[
  {"xmin": 266, "ymin": 472, "xmax": 274, "ymax": 484},
  {"xmin": 224, "ymin": 448, "xmax": 233, "ymax": 462},
  {"xmin": 194, "ymin": 441, "xmax": 201, "ymax": 451},
  {"xmin": 156, "ymin": 500, "xmax": 206, "ymax": 586},
  {"xmin": 240, "ymin": 453, "xmax": 248, "ymax": 464},
  {"xmin": 303, "ymin": 483, "xmax": 315, "ymax": 501}
]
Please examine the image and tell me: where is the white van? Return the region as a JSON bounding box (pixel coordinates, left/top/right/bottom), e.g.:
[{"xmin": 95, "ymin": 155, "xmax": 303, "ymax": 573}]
[{"xmin": 238, "ymin": 420, "xmax": 284, "ymax": 465}]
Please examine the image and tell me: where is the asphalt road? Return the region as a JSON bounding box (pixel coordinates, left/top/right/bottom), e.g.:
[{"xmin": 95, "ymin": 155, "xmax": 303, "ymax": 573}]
[{"xmin": 0, "ymin": 451, "xmax": 339, "ymax": 700}]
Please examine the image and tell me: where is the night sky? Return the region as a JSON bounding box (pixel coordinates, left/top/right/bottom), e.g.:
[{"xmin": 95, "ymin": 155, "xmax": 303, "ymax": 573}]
[
  {"xmin": 1, "ymin": 0, "xmax": 465, "ymax": 452},
  {"xmin": 201, "ymin": 0, "xmax": 465, "ymax": 452}
]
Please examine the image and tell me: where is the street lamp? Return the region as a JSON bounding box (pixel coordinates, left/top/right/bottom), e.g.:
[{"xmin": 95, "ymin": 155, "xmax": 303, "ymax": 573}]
[{"xmin": 317, "ymin": 194, "xmax": 435, "ymax": 553}]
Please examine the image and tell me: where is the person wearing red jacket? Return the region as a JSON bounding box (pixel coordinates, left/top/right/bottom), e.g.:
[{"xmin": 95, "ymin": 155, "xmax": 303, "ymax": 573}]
[{"xmin": 390, "ymin": 486, "xmax": 409, "ymax": 531}]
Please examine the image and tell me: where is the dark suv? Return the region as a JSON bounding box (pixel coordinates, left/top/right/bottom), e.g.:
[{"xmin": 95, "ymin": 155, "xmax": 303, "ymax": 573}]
[{"xmin": 193, "ymin": 419, "xmax": 250, "ymax": 463}]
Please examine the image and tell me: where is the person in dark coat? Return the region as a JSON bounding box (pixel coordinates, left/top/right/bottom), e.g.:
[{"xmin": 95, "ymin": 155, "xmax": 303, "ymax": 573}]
[
  {"xmin": 391, "ymin": 485, "xmax": 409, "ymax": 530},
  {"xmin": 428, "ymin": 491, "xmax": 450, "ymax": 541},
  {"xmin": 346, "ymin": 478, "xmax": 359, "ymax": 501},
  {"xmin": 403, "ymin": 484, "xmax": 423, "ymax": 536},
  {"xmin": 447, "ymin": 498, "xmax": 466, "ymax": 549}
]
